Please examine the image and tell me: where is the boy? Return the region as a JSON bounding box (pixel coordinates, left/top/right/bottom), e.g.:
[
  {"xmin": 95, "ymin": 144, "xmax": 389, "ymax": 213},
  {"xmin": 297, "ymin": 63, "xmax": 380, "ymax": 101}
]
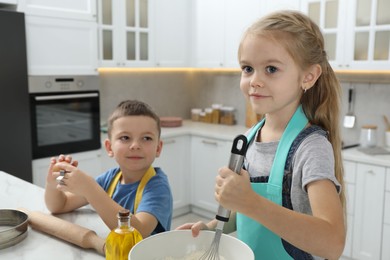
[{"xmin": 45, "ymin": 100, "xmax": 173, "ymax": 238}]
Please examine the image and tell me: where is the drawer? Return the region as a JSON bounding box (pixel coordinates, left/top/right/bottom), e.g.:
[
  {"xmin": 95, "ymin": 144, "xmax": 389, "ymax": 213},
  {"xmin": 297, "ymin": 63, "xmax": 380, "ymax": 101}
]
[
  {"xmin": 343, "ymin": 160, "xmax": 356, "ymax": 184},
  {"xmin": 385, "ymin": 192, "xmax": 390, "ymax": 225}
]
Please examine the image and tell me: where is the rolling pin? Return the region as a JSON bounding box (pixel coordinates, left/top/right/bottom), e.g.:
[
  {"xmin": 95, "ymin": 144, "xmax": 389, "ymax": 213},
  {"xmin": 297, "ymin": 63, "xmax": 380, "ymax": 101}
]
[{"xmin": 20, "ymin": 208, "xmax": 106, "ymax": 256}]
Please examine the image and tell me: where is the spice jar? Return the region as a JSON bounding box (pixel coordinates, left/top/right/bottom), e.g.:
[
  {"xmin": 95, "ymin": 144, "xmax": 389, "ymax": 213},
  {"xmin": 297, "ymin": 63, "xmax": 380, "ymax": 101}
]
[
  {"xmin": 220, "ymin": 106, "xmax": 236, "ymax": 125},
  {"xmin": 199, "ymin": 111, "xmax": 206, "ymax": 123},
  {"xmin": 211, "ymin": 104, "xmax": 222, "ymax": 124},
  {"xmin": 191, "ymin": 108, "xmax": 202, "ymax": 122},
  {"xmin": 360, "ymin": 125, "xmax": 377, "ymax": 148},
  {"xmin": 204, "ymin": 108, "xmax": 213, "ymax": 123}
]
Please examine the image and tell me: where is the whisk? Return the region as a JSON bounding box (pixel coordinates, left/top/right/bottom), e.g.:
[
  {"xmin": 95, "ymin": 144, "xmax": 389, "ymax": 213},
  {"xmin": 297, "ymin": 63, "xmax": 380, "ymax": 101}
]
[{"xmin": 199, "ymin": 135, "xmax": 248, "ymax": 260}]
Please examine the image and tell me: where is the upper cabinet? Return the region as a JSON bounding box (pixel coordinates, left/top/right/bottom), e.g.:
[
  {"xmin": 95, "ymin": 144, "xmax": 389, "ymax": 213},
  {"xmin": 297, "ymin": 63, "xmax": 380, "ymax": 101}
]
[
  {"xmin": 193, "ymin": 0, "xmax": 261, "ymax": 68},
  {"xmin": 301, "ymin": 0, "xmax": 390, "ymax": 71},
  {"xmin": 98, "ymin": 0, "xmax": 152, "ymax": 67},
  {"xmin": 192, "ymin": 0, "xmax": 301, "ymax": 68},
  {"xmin": 18, "ymin": 0, "xmax": 96, "ymax": 21},
  {"xmin": 0, "ymin": 0, "xmax": 17, "ymax": 4},
  {"xmin": 98, "ymin": 0, "xmax": 191, "ymax": 68},
  {"xmin": 18, "ymin": 0, "xmax": 98, "ymax": 75},
  {"xmin": 153, "ymin": 0, "xmax": 191, "ymax": 67}
]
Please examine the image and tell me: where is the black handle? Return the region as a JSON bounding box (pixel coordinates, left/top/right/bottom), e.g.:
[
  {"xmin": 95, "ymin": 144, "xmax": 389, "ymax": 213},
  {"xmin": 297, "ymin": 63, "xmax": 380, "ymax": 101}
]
[
  {"xmin": 230, "ymin": 134, "xmax": 248, "ymax": 157},
  {"xmin": 216, "ymin": 134, "xmax": 249, "ymax": 222},
  {"xmin": 348, "ymin": 88, "xmax": 353, "ymax": 103}
]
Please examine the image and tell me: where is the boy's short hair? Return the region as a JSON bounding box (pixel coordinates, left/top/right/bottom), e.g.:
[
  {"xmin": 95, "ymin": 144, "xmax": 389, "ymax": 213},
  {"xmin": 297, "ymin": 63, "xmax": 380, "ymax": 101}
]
[{"xmin": 107, "ymin": 100, "xmax": 161, "ymax": 138}]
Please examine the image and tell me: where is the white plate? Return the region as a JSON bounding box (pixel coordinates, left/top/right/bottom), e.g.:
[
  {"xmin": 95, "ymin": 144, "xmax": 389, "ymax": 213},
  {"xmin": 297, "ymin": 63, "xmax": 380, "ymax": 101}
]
[{"xmin": 129, "ymin": 230, "xmax": 254, "ymax": 260}]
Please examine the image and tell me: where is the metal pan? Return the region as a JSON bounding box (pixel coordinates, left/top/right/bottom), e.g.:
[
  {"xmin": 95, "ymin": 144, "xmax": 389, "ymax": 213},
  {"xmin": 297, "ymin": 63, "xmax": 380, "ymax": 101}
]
[{"xmin": 0, "ymin": 209, "xmax": 29, "ymax": 250}]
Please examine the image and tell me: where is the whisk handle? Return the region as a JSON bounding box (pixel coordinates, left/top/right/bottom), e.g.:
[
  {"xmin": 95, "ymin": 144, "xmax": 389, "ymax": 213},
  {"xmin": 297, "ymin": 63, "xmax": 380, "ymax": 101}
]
[{"xmin": 216, "ymin": 135, "xmax": 248, "ymax": 221}]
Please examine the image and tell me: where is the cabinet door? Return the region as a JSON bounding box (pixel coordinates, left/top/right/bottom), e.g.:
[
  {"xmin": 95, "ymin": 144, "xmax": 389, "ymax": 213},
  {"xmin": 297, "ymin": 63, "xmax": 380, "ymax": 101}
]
[
  {"xmin": 191, "ymin": 136, "xmax": 231, "ymax": 213},
  {"xmin": 194, "ymin": 0, "xmax": 262, "ymax": 68},
  {"xmin": 345, "ymin": 0, "xmax": 390, "ymax": 70},
  {"xmin": 383, "ymin": 224, "xmax": 390, "ymax": 260},
  {"xmin": 301, "ymin": 0, "xmax": 348, "ymax": 69},
  {"xmin": 193, "ymin": 0, "xmax": 225, "ymax": 67},
  {"xmin": 342, "ymin": 160, "xmax": 357, "ymax": 258},
  {"xmin": 25, "ymin": 16, "xmax": 98, "ymax": 75},
  {"xmin": 153, "ymin": 136, "xmax": 191, "ymax": 213},
  {"xmin": 352, "ymin": 163, "xmax": 385, "ymax": 260},
  {"xmin": 224, "ymin": 0, "xmax": 262, "ymax": 68},
  {"xmin": 0, "ymin": 0, "xmax": 16, "ymax": 4},
  {"xmin": 383, "ymin": 188, "xmax": 390, "ymax": 260},
  {"xmin": 18, "ymin": 0, "xmax": 97, "ymax": 21},
  {"xmin": 153, "ymin": 0, "xmax": 191, "ymax": 67},
  {"xmin": 98, "ymin": 0, "xmax": 152, "ymax": 67},
  {"xmin": 302, "ymin": 0, "xmax": 390, "ymax": 70}
]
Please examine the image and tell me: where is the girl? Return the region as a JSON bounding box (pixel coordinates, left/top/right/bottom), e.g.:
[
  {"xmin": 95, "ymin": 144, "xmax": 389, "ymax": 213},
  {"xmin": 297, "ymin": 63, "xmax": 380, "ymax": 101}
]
[{"xmin": 177, "ymin": 10, "xmax": 345, "ymax": 260}]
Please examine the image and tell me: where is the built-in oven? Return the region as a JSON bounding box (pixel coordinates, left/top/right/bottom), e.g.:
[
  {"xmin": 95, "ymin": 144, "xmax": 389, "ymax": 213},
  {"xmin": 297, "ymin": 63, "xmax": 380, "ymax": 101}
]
[{"xmin": 29, "ymin": 76, "xmax": 101, "ymax": 159}]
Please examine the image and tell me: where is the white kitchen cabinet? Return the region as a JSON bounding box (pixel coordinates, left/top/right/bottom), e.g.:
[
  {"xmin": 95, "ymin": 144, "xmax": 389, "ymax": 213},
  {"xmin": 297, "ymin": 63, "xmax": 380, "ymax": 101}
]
[
  {"xmin": 0, "ymin": 0, "xmax": 17, "ymax": 4},
  {"xmin": 17, "ymin": 0, "xmax": 97, "ymax": 21},
  {"xmin": 32, "ymin": 149, "xmax": 102, "ymax": 188},
  {"xmin": 193, "ymin": 0, "xmax": 261, "ymax": 68},
  {"xmin": 25, "ymin": 15, "xmax": 98, "ymax": 75},
  {"xmin": 97, "ymin": 0, "xmax": 153, "ymax": 67},
  {"xmin": 301, "ymin": 0, "xmax": 390, "ymax": 70},
  {"xmin": 352, "ymin": 162, "xmax": 385, "ymax": 260},
  {"xmin": 342, "ymin": 160, "xmax": 356, "ymax": 258},
  {"xmin": 383, "ymin": 169, "xmax": 390, "ymax": 260},
  {"xmin": 193, "ymin": 0, "xmax": 301, "ymax": 68},
  {"xmin": 153, "ymin": 136, "xmax": 191, "ymax": 216},
  {"xmin": 191, "ymin": 136, "xmax": 232, "ymax": 216},
  {"xmin": 152, "ymin": 0, "xmax": 191, "ymax": 67}
]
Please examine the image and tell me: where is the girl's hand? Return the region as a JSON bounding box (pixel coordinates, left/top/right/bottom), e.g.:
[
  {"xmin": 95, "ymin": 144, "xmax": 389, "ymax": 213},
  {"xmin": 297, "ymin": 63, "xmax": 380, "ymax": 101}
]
[
  {"xmin": 215, "ymin": 167, "xmax": 254, "ymax": 213},
  {"xmin": 175, "ymin": 221, "xmax": 211, "ymax": 237}
]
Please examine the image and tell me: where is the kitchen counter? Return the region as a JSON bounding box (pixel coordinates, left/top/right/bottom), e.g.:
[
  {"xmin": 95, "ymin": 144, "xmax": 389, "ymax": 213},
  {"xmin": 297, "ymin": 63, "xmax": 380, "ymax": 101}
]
[
  {"xmin": 160, "ymin": 120, "xmax": 248, "ymax": 140},
  {"xmin": 342, "ymin": 147, "xmax": 390, "ymax": 167},
  {"xmin": 161, "ymin": 121, "xmax": 390, "ymax": 167},
  {"xmin": 0, "ymin": 171, "xmax": 108, "ymax": 260}
]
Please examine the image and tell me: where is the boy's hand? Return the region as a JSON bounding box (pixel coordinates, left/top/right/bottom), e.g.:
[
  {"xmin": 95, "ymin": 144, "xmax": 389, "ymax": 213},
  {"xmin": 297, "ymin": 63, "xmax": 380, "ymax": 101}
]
[{"xmin": 46, "ymin": 154, "xmax": 79, "ymax": 188}]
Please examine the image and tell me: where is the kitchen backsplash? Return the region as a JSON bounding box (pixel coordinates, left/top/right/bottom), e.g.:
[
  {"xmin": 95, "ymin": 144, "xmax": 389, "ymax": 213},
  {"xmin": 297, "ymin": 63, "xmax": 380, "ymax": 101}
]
[
  {"xmin": 99, "ymin": 70, "xmax": 390, "ymax": 147},
  {"xmin": 99, "ymin": 70, "xmax": 245, "ymax": 125}
]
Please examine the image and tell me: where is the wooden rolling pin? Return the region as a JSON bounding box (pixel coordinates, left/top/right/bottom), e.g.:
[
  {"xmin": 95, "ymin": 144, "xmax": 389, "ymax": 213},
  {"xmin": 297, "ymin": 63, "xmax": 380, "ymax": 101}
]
[{"xmin": 20, "ymin": 208, "xmax": 105, "ymax": 256}]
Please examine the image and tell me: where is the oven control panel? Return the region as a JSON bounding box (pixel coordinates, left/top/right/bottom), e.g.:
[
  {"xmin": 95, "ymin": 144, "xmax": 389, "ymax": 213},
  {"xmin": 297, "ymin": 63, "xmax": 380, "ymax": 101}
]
[{"xmin": 28, "ymin": 75, "xmax": 99, "ymax": 93}]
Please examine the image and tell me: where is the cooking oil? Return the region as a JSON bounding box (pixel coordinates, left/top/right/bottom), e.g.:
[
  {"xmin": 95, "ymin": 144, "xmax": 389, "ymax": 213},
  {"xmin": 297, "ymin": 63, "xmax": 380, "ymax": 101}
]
[{"xmin": 105, "ymin": 209, "xmax": 143, "ymax": 260}]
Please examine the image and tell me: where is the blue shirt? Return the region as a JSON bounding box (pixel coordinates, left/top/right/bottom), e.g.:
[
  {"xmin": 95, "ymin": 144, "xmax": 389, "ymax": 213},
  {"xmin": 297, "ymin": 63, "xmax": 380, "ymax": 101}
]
[{"xmin": 96, "ymin": 167, "xmax": 173, "ymax": 235}]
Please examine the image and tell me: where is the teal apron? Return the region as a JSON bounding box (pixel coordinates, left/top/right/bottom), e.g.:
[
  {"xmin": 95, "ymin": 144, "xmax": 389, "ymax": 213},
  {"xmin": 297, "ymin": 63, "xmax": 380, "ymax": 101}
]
[{"xmin": 237, "ymin": 105, "xmax": 308, "ymax": 259}]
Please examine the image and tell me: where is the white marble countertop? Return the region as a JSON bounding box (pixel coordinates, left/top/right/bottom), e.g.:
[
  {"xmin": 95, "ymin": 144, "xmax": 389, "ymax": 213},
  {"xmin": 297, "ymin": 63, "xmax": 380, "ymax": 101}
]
[
  {"xmin": 101, "ymin": 120, "xmax": 248, "ymax": 144},
  {"xmin": 160, "ymin": 120, "xmax": 390, "ymax": 167},
  {"xmin": 342, "ymin": 147, "xmax": 390, "ymax": 167},
  {"xmin": 0, "ymin": 171, "xmax": 108, "ymax": 260},
  {"xmin": 160, "ymin": 120, "xmax": 248, "ymax": 141}
]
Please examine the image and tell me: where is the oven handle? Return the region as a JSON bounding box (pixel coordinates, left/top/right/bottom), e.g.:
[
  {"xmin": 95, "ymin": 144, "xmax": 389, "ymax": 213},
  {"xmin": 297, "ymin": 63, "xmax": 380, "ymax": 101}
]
[{"xmin": 35, "ymin": 93, "xmax": 98, "ymax": 101}]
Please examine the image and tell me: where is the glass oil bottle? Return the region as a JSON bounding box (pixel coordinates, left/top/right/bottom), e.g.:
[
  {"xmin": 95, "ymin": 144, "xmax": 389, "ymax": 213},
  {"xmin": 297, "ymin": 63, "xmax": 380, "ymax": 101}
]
[{"xmin": 105, "ymin": 209, "xmax": 143, "ymax": 260}]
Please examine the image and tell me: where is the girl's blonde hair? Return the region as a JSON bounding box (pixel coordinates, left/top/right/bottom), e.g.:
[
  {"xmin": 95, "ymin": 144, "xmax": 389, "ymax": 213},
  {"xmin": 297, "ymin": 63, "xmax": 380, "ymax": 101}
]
[{"xmin": 239, "ymin": 10, "xmax": 345, "ymax": 209}]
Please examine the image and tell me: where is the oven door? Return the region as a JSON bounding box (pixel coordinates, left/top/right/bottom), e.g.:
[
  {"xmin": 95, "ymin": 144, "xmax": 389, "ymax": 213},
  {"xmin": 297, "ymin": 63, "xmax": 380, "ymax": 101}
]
[{"xmin": 30, "ymin": 91, "xmax": 101, "ymax": 159}]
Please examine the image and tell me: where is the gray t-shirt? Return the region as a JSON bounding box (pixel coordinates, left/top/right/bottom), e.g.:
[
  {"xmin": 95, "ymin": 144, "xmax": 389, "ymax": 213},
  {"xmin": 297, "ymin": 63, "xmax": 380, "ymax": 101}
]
[{"xmin": 244, "ymin": 131, "xmax": 341, "ymax": 214}]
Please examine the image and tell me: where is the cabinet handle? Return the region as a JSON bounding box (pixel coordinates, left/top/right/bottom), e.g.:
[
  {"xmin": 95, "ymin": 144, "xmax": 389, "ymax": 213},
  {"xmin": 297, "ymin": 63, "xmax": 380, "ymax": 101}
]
[
  {"xmin": 202, "ymin": 140, "xmax": 218, "ymax": 146},
  {"xmin": 164, "ymin": 139, "xmax": 176, "ymax": 145},
  {"xmin": 367, "ymin": 170, "xmax": 374, "ymax": 175}
]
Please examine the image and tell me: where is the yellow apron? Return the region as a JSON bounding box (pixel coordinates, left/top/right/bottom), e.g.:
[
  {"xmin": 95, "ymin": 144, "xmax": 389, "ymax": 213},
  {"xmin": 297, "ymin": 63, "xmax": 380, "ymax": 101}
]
[
  {"xmin": 237, "ymin": 105, "xmax": 308, "ymax": 259},
  {"xmin": 107, "ymin": 166, "xmax": 156, "ymax": 213}
]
